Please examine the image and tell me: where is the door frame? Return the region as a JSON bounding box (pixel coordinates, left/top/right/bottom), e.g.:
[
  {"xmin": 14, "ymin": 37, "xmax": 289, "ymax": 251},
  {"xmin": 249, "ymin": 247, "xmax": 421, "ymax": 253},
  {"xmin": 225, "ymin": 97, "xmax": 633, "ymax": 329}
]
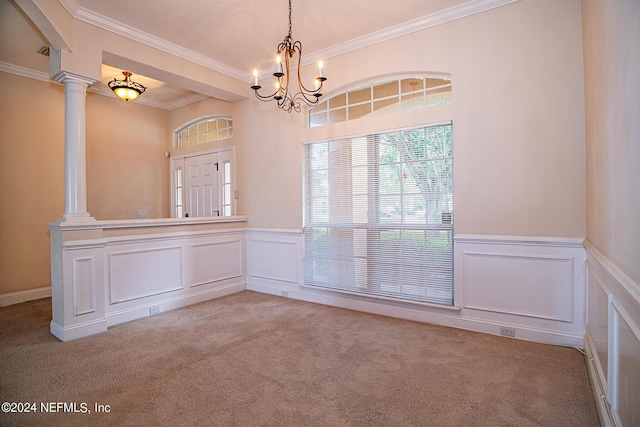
[{"xmin": 170, "ymin": 146, "xmax": 236, "ymax": 218}]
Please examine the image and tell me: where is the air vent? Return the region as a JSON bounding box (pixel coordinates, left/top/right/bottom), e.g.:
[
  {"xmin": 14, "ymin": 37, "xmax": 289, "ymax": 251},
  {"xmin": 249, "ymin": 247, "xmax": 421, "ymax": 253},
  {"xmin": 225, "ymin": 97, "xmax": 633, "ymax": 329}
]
[{"xmin": 37, "ymin": 46, "xmax": 50, "ymax": 56}]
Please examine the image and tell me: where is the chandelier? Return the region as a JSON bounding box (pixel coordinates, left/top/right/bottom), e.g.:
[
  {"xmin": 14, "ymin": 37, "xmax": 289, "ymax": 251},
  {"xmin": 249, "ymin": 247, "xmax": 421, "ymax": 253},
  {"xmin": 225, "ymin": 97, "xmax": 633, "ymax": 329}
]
[
  {"xmin": 250, "ymin": 0, "xmax": 326, "ymax": 113},
  {"xmin": 108, "ymin": 71, "xmax": 146, "ymax": 102}
]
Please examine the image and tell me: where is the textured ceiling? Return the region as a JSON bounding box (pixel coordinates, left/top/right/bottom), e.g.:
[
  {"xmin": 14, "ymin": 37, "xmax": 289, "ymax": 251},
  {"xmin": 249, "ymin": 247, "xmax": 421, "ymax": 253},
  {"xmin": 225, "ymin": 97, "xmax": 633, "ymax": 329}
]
[
  {"xmin": 1, "ymin": 0, "xmax": 496, "ymax": 107},
  {"xmin": 72, "ymin": 0, "xmax": 469, "ymax": 74}
]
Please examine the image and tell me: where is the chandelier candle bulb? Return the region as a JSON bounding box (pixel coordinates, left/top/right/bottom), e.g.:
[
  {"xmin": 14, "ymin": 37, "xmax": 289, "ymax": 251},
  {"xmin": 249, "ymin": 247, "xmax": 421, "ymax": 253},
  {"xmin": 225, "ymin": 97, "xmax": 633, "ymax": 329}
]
[
  {"xmin": 253, "ymin": 69, "xmax": 258, "ymax": 86},
  {"xmin": 275, "ymin": 56, "xmax": 283, "ymax": 76},
  {"xmin": 318, "ymin": 61, "xmax": 324, "ymax": 78}
]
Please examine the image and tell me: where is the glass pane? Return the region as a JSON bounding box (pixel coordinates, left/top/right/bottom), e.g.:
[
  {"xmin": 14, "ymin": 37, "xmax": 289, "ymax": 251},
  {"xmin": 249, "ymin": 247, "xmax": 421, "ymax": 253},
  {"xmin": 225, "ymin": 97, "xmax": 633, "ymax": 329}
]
[
  {"xmin": 197, "ymin": 134, "xmax": 206, "ymax": 145},
  {"xmin": 426, "ymin": 89, "xmax": 452, "ymax": 106},
  {"xmin": 224, "ymin": 184, "xmax": 231, "ymax": 204},
  {"xmin": 188, "ymin": 135, "xmax": 196, "ymax": 147},
  {"xmin": 379, "ymin": 164, "xmax": 402, "ymax": 194},
  {"xmin": 207, "ymin": 132, "xmax": 217, "ymax": 143},
  {"xmin": 223, "ymin": 206, "xmax": 231, "ymax": 216},
  {"xmin": 401, "ymin": 78, "xmax": 424, "ymax": 93},
  {"xmin": 217, "ymin": 129, "xmax": 228, "ymax": 140},
  {"xmin": 426, "ymin": 78, "xmax": 450, "ymax": 88},
  {"xmin": 177, "ymin": 206, "xmax": 183, "ymax": 218},
  {"xmin": 348, "ymin": 103, "xmax": 371, "ymax": 120},
  {"xmin": 217, "ymin": 118, "xmax": 228, "ymax": 129},
  {"xmin": 224, "ymin": 162, "xmax": 231, "ymax": 182},
  {"xmin": 352, "ymin": 166, "xmax": 368, "ymax": 194},
  {"xmin": 197, "ymin": 121, "xmax": 207, "ymax": 134},
  {"xmin": 312, "ymin": 198, "xmax": 329, "ymax": 222},
  {"xmin": 352, "ymin": 195, "xmax": 368, "ymax": 223},
  {"xmin": 310, "ymin": 112, "xmax": 328, "ymax": 127},
  {"xmin": 373, "ymin": 98, "xmax": 400, "ymax": 114},
  {"xmin": 329, "ymin": 94, "xmax": 346, "ymax": 109},
  {"xmin": 312, "ymin": 170, "xmax": 328, "ymax": 196},
  {"xmin": 207, "ymin": 119, "xmax": 217, "ymax": 131},
  {"xmin": 373, "ymin": 81, "xmax": 399, "ymax": 99},
  {"xmin": 176, "ymin": 187, "xmax": 183, "ymax": 204},
  {"xmin": 176, "ymin": 168, "xmax": 182, "ymax": 187},
  {"xmin": 401, "ymin": 92, "xmax": 425, "ymax": 110},
  {"xmin": 348, "ymin": 87, "xmax": 371, "ymax": 104},
  {"xmin": 310, "ymin": 144, "xmax": 328, "ymax": 170},
  {"xmin": 313, "ymin": 100, "xmax": 327, "ymax": 112},
  {"xmin": 379, "ymin": 195, "xmax": 402, "ymax": 223},
  {"xmin": 228, "ymin": 127, "xmax": 233, "ymax": 138},
  {"xmin": 329, "ymin": 108, "xmax": 346, "ymax": 124},
  {"xmin": 188, "ymin": 124, "xmax": 196, "ymax": 136}
]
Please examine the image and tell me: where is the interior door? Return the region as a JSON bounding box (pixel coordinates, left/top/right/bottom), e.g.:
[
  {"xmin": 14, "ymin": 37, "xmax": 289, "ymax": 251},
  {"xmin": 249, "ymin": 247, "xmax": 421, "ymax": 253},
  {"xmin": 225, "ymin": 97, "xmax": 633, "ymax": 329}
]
[{"xmin": 184, "ymin": 153, "xmax": 219, "ymax": 217}]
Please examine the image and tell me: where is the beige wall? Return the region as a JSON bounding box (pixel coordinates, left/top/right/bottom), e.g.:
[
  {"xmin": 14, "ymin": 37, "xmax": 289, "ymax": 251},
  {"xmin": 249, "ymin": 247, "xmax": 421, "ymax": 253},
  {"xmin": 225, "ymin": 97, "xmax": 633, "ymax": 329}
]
[
  {"xmin": 582, "ymin": 0, "xmax": 640, "ymax": 283},
  {"xmin": 237, "ymin": 0, "xmax": 587, "ymax": 238},
  {"xmin": 0, "ymin": 73, "xmax": 65, "ymax": 294},
  {"xmin": 87, "ymin": 93, "xmax": 170, "ymax": 220}
]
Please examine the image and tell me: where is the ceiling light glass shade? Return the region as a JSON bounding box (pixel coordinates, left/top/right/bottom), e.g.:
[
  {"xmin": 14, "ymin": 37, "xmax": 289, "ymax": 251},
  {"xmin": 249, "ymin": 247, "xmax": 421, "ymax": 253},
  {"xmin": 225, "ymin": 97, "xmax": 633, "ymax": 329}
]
[{"xmin": 108, "ymin": 71, "xmax": 146, "ymax": 101}]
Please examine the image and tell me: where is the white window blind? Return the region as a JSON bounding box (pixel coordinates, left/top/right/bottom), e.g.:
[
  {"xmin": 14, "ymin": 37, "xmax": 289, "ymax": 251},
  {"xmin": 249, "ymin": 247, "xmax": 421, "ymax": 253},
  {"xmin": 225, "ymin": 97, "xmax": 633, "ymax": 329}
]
[{"xmin": 303, "ymin": 123, "xmax": 453, "ymax": 305}]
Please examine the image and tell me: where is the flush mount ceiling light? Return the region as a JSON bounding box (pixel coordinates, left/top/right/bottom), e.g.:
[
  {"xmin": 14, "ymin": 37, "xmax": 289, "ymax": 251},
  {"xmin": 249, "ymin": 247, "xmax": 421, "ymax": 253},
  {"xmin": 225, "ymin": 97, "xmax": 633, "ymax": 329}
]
[
  {"xmin": 108, "ymin": 71, "xmax": 146, "ymax": 102},
  {"xmin": 250, "ymin": 0, "xmax": 326, "ymax": 113}
]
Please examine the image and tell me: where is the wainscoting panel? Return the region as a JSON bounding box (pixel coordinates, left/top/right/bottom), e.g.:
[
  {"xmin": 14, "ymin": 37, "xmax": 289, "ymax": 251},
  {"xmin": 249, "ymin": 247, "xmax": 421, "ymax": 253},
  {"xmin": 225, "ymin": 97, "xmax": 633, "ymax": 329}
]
[
  {"xmin": 247, "ymin": 231, "xmax": 586, "ymax": 347},
  {"xmin": 108, "ymin": 246, "xmax": 183, "ymax": 304},
  {"xmin": 246, "ymin": 229, "xmax": 302, "ymax": 289},
  {"xmin": 49, "ymin": 220, "xmax": 247, "ymax": 341},
  {"xmin": 463, "ymin": 252, "xmax": 574, "ymax": 322},
  {"xmin": 72, "ymin": 256, "xmax": 96, "ymax": 316},
  {"xmin": 584, "ymin": 241, "xmax": 640, "ymax": 427},
  {"xmin": 189, "ymin": 239, "xmax": 243, "ymax": 287}
]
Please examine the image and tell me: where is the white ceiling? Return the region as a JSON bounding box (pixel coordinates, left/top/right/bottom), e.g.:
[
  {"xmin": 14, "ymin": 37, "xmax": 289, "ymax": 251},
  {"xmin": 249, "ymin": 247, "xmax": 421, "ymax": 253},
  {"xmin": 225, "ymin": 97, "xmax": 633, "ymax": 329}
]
[{"xmin": 1, "ymin": 0, "xmax": 512, "ymax": 108}]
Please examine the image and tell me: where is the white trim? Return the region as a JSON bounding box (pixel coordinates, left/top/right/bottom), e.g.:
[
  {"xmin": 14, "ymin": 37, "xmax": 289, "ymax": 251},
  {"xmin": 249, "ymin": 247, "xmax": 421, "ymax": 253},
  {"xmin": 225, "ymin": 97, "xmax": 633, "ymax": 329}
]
[
  {"xmin": 0, "ymin": 61, "xmax": 51, "ymax": 83},
  {"xmin": 454, "ymin": 234, "xmax": 585, "ymax": 248},
  {"xmin": 300, "ymin": 283, "xmax": 461, "ymax": 311},
  {"xmin": 58, "ymin": 0, "xmax": 247, "ymax": 81},
  {"xmin": 584, "ymin": 240, "xmax": 640, "ymax": 305},
  {"xmin": 0, "ymin": 286, "xmax": 52, "ymax": 307},
  {"xmin": 310, "ymin": 0, "xmax": 520, "ymax": 68},
  {"xmin": 246, "ymin": 228, "xmax": 303, "ymax": 235},
  {"xmin": 48, "ymin": 215, "xmax": 247, "ymax": 231},
  {"xmin": 248, "ymin": 282, "xmax": 584, "ymax": 347}
]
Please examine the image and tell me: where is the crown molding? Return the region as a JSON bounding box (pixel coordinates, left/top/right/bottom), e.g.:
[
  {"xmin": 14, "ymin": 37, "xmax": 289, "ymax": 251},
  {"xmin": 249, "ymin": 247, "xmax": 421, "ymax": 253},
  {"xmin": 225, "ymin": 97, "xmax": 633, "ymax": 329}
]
[
  {"xmin": 305, "ymin": 0, "xmax": 520, "ymax": 67},
  {"xmin": 0, "ymin": 61, "xmax": 51, "ymax": 83},
  {"xmin": 58, "ymin": 0, "xmax": 519, "ymax": 82},
  {"xmin": 57, "ymin": 0, "xmax": 248, "ymax": 81}
]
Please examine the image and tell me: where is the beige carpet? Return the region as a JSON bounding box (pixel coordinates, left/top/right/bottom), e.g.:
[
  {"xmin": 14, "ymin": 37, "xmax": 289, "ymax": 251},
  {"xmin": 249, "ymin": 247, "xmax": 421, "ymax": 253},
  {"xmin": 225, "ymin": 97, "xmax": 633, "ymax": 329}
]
[{"xmin": 0, "ymin": 291, "xmax": 599, "ymax": 426}]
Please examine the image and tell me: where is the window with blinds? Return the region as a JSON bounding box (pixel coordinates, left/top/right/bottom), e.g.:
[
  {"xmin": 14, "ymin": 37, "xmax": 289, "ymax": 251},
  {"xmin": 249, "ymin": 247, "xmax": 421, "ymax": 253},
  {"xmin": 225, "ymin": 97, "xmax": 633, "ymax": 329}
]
[{"xmin": 303, "ymin": 123, "xmax": 453, "ymax": 305}]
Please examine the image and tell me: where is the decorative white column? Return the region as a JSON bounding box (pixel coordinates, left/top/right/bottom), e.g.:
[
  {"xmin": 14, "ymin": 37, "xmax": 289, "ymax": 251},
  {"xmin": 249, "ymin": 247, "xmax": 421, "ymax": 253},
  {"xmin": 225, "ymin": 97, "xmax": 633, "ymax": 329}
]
[{"xmin": 54, "ymin": 72, "xmax": 96, "ymax": 222}]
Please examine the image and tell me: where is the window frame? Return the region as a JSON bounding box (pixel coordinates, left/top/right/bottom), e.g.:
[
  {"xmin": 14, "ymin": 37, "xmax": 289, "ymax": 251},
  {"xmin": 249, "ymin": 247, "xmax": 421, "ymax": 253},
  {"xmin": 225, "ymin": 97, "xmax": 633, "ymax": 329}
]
[
  {"xmin": 309, "ymin": 74, "xmax": 452, "ymax": 128},
  {"xmin": 303, "ymin": 121, "xmax": 454, "ymax": 306}
]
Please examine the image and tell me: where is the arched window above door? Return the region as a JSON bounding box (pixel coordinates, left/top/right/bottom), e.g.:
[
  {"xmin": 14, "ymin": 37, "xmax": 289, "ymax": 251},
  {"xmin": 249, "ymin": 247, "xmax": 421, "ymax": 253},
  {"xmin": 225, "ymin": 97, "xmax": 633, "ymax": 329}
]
[{"xmin": 177, "ymin": 116, "xmax": 233, "ymax": 148}]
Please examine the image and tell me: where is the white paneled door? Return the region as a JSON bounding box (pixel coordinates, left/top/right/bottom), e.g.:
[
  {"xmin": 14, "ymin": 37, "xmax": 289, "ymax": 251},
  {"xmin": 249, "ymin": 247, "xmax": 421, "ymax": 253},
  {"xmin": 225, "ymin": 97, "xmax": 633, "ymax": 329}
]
[{"xmin": 184, "ymin": 153, "xmax": 219, "ymax": 217}]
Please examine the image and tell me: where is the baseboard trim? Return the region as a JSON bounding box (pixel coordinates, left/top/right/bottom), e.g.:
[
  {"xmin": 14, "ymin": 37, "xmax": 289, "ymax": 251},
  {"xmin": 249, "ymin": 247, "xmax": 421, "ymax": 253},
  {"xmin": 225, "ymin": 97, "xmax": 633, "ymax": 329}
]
[
  {"xmin": 50, "ymin": 318, "xmax": 108, "ymax": 342},
  {"xmin": 106, "ymin": 282, "xmax": 247, "ymax": 327},
  {"xmin": 247, "ymin": 282, "xmax": 584, "ymax": 347},
  {"xmin": 0, "ymin": 286, "xmax": 52, "ymax": 307}
]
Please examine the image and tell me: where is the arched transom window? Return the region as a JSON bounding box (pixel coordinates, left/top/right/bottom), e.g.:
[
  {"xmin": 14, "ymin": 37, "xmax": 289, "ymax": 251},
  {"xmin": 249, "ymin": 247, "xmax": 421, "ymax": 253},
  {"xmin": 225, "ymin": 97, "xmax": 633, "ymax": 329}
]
[
  {"xmin": 309, "ymin": 75, "xmax": 452, "ymax": 128},
  {"xmin": 177, "ymin": 116, "xmax": 233, "ymax": 148}
]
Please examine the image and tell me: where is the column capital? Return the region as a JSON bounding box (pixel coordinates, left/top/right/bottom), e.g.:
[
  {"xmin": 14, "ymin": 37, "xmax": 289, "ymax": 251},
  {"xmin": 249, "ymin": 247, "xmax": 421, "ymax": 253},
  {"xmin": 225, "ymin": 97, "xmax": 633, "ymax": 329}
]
[{"xmin": 52, "ymin": 71, "xmax": 96, "ymax": 87}]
